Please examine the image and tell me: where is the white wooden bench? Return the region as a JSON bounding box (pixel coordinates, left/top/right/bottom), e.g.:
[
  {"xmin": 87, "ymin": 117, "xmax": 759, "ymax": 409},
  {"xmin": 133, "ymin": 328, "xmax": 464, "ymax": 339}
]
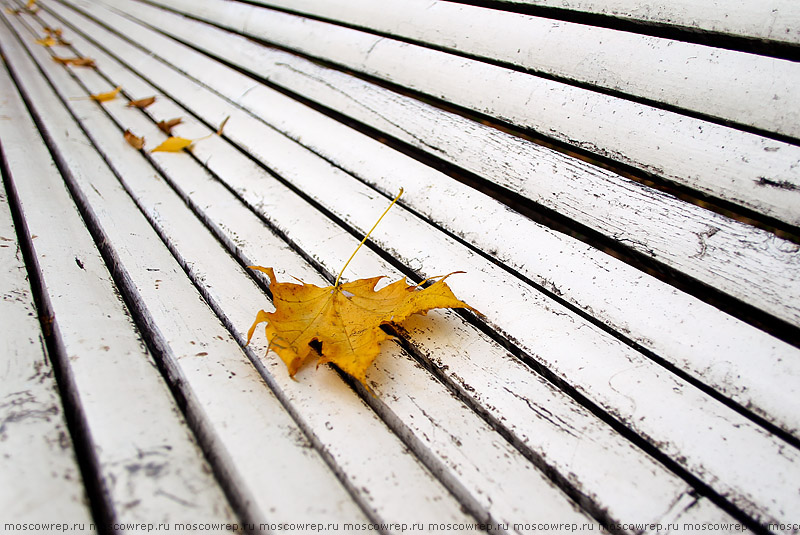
[{"xmin": 1, "ymin": 0, "xmax": 799, "ymax": 533}]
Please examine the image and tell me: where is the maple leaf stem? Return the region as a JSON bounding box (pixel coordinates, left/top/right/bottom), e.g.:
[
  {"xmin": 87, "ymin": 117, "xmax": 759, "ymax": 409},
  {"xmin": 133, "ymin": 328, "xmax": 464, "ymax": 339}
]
[{"xmin": 334, "ymin": 188, "xmax": 403, "ymax": 288}]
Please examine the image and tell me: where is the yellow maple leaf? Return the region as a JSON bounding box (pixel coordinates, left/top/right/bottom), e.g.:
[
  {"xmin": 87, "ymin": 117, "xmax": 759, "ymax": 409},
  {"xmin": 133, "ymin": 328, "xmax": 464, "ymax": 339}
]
[
  {"xmin": 247, "ymin": 189, "xmax": 478, "ymax": 388},
  {"xmin": 90, "ymin": 86, "xmax": 121, "ymax": 102}
]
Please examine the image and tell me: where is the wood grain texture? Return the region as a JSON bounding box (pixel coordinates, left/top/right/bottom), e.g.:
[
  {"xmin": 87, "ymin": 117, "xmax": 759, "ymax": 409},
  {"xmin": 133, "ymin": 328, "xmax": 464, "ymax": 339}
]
[
  {"xmin": 485, "ymin": 0, "xmax": 800, "ymax": 45},
  {"xmin": 49, "ymin": 9, "xmax": 757, "ymax": 529},
  {"xmin": 0, "ymin": 23, "xmax": 236, "ymax": 526},
  {"xmin": 36, "ymin": 2, "xmax": 751, "ymax": 529},
  {"xmin": 246, "ymin": 0, "xmax": 800, "ymax": 136},
  {"xmin": 39, "ymin": 1, "xmax": 800, "ymax": 528},
  {"xmin": 0, "ymin": 164, "xmax": 93, "ymax": 530},
  {"xmin": 135, "ymin": 0, "xmax": 800, "ymax": 173},
  {"xmin": 67, "ymin": 0, "xmax": 800, "ymax": 445}
]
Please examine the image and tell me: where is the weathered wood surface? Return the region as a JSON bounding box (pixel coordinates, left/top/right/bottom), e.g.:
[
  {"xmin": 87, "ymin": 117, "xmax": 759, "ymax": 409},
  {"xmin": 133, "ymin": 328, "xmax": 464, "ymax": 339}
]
[
  {"xmin": 88, "ymin": 0, "xmax": 800, "ymax": 336},
  {"xmin": 16, "ymin": 4, "xmax": 750, "ymax": 530},
  {"xmin": 1, "ymin": 0, "xmax": 799, "ymax": 533},
  {"xmin": 125, "ymin": 0, "xmax": 800, "ymax": 230},
  {"xmin": 65, "ymin": 0, "xmax": 800, "ymax": 444},
  {"xmin": 244, "ymin": 0, "xmax": 800, "ymax": 136},
  {"xmin": 0, "ymin": 143, "xmax": 93, "ymax": 530},
  {"xmin": 22, "ymin": 0, "xmax": 800, "ymax": 531},
  {"xmin": 486, "ymin": 0, "xmax": 800, "ymax": 45}
]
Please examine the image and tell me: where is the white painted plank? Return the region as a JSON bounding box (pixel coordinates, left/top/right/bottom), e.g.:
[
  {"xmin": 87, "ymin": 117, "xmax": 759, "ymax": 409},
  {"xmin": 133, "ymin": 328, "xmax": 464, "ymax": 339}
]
[
  {"xmin": 52, "ymin": 0, "xmax": 800, "ymax": 447},
  {"xmin": 40, "ymin": 4, "xmax": 800, "ymax": 530},
  {"xmin": 25, "ymin": 13, "xmax": 592, "ymax": 531},
  {"xmin": 124, "ymin": 0, "xmax": 800, "ymax": 183},
  {"xmin": 0, "ymin": 171, "xmax": 93, "ymax": 529},
  {"xmin": 0, "ymin": 11, "xmax": 371, "ymax": 530},
  {"xmin": 0, "ymin": 22, "xmax": 236, "ymax": 528},
  {"xmin": 85, "ymin": 0, "xmax": 800, "ymax": 329},
  {"xmin": 245, "ymin": 0, "xmax": 800, "ymax": 137},
  {"xmin": 31, "ymin": 7, "xmax": 748, "ymax": 531},
  {"xmin": 488, "ymin": 0, "xmax": 800, "ymax": 45}
]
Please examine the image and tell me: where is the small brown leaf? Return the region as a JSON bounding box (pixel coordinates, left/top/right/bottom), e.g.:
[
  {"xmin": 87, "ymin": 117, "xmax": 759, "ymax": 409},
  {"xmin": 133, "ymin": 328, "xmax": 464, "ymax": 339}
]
[
  {"xmin": 90, "ymin": 86, "xmax": 121, "ymax": 102},
  {"xmin": 5, "ymin": 7, "xmax": 22, "ymax": 15},
  {"xmin": 124, "ymin": 129, "xmax": 145, "ymax": 150},
  {"xmin": 127, "ymin": 96, "xmax": 156, "ymax": 109},
  {"xmin": 69, "ymin": 57, "xmax": 95, "ymax": 67},
  {"xmin": 26, "ymin": 0, "xmax": 36, "ymax": 7},
  {"xmin": 151, "ymin": 136, "xmax": 193, "ymax": 153},
  {"xmin": 53, "ymin": 56, "xmax": 96, "ymax": 67},
  {"xmin": 216, "ymin": 115, "xmax": 230, "ymax": 136},
  {"xmin": 157, "ymin": 117, "xmax": 182, "ymax": 135},
  {"xmin": 44, "ymin": 26, "xmax": 63, "ymax": 38}
]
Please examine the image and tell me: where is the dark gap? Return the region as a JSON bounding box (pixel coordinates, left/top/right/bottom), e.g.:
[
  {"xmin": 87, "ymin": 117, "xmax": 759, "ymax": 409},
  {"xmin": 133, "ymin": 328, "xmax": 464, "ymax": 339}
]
[
  {"xmin": 341, "ymin": 333, "xmax": 617, "ymax": 531},
  {"xmin": 122, "ymin": 1, "xmax": 800, "ymax": 244},
  {"xmin": 1, "ymin": 9, "xmax": 253, "ymax": 528},
  {"xmin": 0, "ymin": 51, "xmax": 115, "ymax": 535},
  {"xmin": 32, "ymin": 4, "xmax": 797, "ymax": 530},
  {"xmin": 442, "ymin": 0, "xmax": 800, "ymax": 62},
  {"xmin": 392, "ymin": 315, "xmax": 770, "ymax": 535},
  {"xmin": 378, "ymin": 186, "xmax": 800, "ymax": 448},
  {"xmin": 229, "ymin": 0, "xmax": 800, "ymax": 147}
]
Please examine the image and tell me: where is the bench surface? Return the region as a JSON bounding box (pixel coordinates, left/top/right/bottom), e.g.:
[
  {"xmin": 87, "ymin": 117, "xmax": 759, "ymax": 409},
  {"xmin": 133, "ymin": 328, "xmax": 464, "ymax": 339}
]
[{"xmin": 1, "ymin": 0, "xmax": 799, "ymax": 534}]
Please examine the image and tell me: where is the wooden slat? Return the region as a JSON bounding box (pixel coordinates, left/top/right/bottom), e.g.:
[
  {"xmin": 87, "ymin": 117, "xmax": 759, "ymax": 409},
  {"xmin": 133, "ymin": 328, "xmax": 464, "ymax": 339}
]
[
  {"xmin": 0, "ymin": 25, "xmax": 236, "ymax": 527},
  {"xmin": 4, "ymin": 5, "xmax": 487, "ymax": 529},
  {"xmin": 29, "ymin": 6, "xmax": 754, "ymax": 531},
  {"xmin": 39, "ymin": 1, "xmax": 800, "ymax": 530},
  {"xmin": 0, "ymin": 161, "xmax": 93, "ymax": 529},
  {"xmin": 59, "ymin": 0, "xmax": 800, "ymax": 446},
  {"xmin": 487, "ymin": 0, "xmax": 800, "ymax": 45},
  {"xmin": 121, "ymin": 0, "xmax": 800, "ymax": 223},
  {"xmin": 244, "ymin": 0, "xmax": 800, "ymax": 137},
  {"xmin": 0, "ymin": 11, "xmax": 378, "ymax": 529},
  {"xmin": 87, "ymin": 0, "xmax": 800, "ymax": 331}
]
